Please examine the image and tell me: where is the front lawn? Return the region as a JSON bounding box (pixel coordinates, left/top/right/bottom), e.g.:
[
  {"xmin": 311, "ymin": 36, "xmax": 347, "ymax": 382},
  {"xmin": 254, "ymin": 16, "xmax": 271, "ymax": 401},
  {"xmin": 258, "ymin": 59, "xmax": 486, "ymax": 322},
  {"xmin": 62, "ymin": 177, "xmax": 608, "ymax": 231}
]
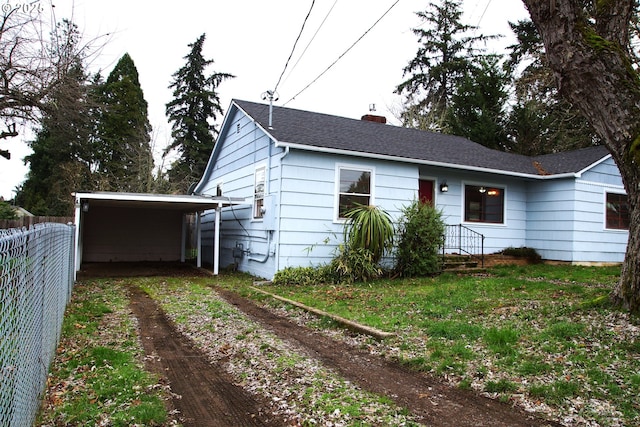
[
  {"xmin": 243, "ymin": 264, "xmax": 639, "ymax": 426},
  {"xmin": 38, "ymin": 264, "xmax": 640, "ymax": 426}
]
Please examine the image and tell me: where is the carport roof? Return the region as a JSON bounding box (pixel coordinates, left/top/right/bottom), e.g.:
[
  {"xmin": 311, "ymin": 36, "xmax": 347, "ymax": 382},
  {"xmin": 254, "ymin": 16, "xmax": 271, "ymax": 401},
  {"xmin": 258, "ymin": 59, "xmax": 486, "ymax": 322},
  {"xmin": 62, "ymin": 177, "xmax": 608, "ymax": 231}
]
[{"xmin": 73, "ymin": 191, "xmax": 246, "ymax": 211}]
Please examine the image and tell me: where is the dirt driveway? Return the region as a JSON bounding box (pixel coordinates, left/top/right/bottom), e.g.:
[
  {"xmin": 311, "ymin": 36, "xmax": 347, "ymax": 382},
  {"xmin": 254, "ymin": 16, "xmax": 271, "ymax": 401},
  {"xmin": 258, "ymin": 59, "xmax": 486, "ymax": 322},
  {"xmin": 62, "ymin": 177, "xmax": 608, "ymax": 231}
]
[{"xmin": 115, "ymin": 264, "xmax": 561, "ymax": 426}]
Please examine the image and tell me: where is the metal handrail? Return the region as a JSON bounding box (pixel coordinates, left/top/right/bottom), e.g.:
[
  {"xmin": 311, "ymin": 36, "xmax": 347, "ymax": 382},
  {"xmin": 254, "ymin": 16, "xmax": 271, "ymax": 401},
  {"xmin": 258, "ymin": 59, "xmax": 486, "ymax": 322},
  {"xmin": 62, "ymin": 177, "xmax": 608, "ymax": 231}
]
[{"xmin": 443, "ymin": 224, "xmax": 485, "ymax": 267}]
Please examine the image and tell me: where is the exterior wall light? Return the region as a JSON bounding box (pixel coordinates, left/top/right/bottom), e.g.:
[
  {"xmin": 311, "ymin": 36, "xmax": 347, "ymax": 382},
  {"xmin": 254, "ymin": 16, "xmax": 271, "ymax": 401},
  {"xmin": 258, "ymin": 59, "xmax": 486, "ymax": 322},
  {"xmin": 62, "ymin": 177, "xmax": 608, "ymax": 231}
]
[{"xmin": 440, "ymin": 182, "xmax": 448, "ymax": 192}]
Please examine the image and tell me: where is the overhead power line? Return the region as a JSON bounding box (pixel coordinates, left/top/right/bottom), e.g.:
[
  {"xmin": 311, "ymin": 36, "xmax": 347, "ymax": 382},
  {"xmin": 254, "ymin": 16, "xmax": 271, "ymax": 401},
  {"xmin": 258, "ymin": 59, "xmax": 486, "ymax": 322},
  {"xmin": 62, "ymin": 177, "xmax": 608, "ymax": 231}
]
[
  {"xmin": 273, "ymin": 0, "xmax": 316, "ymax": 94},
  {"xmin": 282, "ymin": 0, "xmax": 340, "ymax": 87},
  {"xmin": 475, "ymin": 0, "xmax": 492, "ymax": 28},
  {"xmin": 283, "ymin": 0, "xmax": 401, "ymax": 106}
]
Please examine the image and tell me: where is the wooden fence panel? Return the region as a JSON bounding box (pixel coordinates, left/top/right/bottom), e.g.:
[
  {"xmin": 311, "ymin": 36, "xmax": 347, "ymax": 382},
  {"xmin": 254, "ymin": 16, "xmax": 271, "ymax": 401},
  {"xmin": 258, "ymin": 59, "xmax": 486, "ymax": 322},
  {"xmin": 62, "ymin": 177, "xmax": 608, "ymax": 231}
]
[{"xmin": 0, "ymin": 216, "xmax": 73, "ymax": 229}]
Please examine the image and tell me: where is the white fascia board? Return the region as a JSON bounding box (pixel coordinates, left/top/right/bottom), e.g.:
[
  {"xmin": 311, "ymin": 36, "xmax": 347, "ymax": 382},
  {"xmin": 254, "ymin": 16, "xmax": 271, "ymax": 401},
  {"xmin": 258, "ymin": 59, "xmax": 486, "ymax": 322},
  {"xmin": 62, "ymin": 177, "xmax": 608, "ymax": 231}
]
[
  {"xmin": 574, "ymin": 153, "xmax": 613, "ymax": 177},
  {"xmin": 72, "ymin": 192, "xmax": 245, "ymax": 206},
  {"xmin": 273, "ymin": 141, "xmax": 581, "ymax": 181},
  {"xmin": 234, "ymin": 101, "xmax": 275, "ymax": 140}
]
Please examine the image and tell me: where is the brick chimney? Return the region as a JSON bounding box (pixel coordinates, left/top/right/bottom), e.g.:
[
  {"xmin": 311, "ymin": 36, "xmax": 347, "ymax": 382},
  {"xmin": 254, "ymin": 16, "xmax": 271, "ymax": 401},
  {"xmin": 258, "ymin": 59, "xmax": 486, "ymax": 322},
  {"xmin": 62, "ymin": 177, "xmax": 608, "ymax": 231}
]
[{"xmin": 361, "ymin": 114, "xmax": 387, "ymax": 124}]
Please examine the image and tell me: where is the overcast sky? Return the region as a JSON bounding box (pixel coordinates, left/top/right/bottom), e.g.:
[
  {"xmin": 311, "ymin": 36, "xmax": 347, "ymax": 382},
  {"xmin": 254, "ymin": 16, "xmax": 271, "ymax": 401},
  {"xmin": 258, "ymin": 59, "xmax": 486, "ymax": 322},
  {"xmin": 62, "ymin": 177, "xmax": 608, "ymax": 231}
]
[{"xmin": 0, "ymin": 0, "xmax": 529, "ymax": 200}]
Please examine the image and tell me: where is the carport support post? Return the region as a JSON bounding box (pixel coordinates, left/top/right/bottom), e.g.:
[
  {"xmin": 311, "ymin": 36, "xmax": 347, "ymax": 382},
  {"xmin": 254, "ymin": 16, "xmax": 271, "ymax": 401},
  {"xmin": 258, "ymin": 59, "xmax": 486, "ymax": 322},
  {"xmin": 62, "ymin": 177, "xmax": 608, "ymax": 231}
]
[
  {"xmin": 196, "ymin": 211, "xmax": 202, "ymax": 268},
  {"xmin": 213, "ymin": 205, "xmax": 221, "ymax": 275},
  {"xmin": 73, "ymin": 196, "xmax": 82, "ymax": 277},
  {"xmin": 181, "ymin": 214, "xmax": 187, "ymax": 263}
]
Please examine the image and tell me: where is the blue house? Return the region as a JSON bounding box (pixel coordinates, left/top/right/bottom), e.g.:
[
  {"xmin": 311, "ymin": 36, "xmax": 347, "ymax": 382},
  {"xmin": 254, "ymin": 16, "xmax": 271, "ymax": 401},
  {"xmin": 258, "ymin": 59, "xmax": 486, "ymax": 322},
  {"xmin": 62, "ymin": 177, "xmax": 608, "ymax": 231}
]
[{"xmin": 194, "ymin": 99, "xmax": 628, "ymax": 279}]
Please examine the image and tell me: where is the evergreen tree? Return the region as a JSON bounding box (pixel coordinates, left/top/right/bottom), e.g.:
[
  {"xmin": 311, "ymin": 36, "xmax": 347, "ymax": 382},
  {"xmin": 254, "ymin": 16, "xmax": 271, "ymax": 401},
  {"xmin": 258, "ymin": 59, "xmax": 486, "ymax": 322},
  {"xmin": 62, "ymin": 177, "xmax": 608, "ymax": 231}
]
[
  {"xmin": 16, "ymin": 20, "xmax": 94, "ymax": 216},
  {"xmin": 396, "ymin": 0, "xmax": 494, "ymax": 131},
  {"xmin": 504, "ymin": 19, "xmax": 601, "ymax": 155},
  {"xmin": 165, "ymin": 34, "xmax": 234, "ymax": 193},
  {"xmin": 0, "ymin": 199, "xmax": 17, "ymax": 220},
  {"xmin": 445, "ymin": 56, "xmax": 509, "ymax": 150},
  {"xmin": 95, "ymin": 53, "xmax": 153, "ymax": 192}
]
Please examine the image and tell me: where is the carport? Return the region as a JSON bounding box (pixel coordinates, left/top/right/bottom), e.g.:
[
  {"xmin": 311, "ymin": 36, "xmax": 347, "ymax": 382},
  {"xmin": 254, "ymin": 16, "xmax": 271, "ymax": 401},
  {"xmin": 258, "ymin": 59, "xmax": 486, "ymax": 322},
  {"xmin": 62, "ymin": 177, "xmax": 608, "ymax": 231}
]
[{"xmin": 73, "ymin": 192, "xmax": 245, "ymax": 276}]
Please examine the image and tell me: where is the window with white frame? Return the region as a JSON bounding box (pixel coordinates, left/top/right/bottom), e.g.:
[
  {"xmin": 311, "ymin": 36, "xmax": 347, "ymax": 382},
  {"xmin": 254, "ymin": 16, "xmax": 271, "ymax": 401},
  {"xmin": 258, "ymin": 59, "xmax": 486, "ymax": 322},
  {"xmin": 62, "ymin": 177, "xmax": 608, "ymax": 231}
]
[
  {"xmin": 606, "ymin": 192, "xmax": 629, "ymax": 230},
  {"xmin": 337, "ymin": 166, "xmax": 372, "ymax": 219},
  {"xmin": 254, "ymin": 166, "xmax": 266, "ymax": 219},
  {"xmin": 464, "ymin": 184, "xmax": 504, "ymax": 224}
]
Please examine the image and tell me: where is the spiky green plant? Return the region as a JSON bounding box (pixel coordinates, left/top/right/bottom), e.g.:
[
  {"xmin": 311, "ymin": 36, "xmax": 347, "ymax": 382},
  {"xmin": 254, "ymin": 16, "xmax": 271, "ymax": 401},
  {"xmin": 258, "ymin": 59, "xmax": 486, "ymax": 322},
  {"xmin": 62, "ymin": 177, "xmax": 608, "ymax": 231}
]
[{"xmin": 343, "ymin": 204, "xmax": 394, "ymax": 264}]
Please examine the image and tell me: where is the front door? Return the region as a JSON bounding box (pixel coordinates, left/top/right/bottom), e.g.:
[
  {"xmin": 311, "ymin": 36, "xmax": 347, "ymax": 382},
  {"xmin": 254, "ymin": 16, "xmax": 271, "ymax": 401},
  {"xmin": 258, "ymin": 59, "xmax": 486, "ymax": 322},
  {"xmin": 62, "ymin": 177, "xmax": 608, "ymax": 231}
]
[{"xmin": 419, "ymin": 179, "xmax": 434, "ymax": 204}]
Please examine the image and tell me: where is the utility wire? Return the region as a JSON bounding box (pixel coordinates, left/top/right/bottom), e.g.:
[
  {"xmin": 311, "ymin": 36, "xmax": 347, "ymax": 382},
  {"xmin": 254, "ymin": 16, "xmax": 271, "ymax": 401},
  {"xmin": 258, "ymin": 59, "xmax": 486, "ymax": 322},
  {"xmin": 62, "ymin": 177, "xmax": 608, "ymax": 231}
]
[
  {"xmin": 283, "ymin": 0, "xmax": 401, "ymax": 106},
  {"xmin": 282, "ymin": 0, "xmax": 340, "ymax": 87},
  {"xmin": 273, "ymin": 0, "xmax": 316, "ymax": 94},
  {"xmin": 475, "ymin": 0, "xmax": 492, "ymax": 28}
]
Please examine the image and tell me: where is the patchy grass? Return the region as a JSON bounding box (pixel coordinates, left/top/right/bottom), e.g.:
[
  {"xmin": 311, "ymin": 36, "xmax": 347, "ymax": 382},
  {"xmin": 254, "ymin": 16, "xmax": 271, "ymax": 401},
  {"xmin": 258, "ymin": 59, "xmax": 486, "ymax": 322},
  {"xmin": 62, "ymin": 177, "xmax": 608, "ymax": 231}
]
[
  {"xmin": 247, "ymin": 264, "xmax": 639, "ymax": 427},
  {"xmin": 138, "ymin": 277, "xmax": 421, "ymax": 426},
  {"xmin": 39, "ymin": 265, "xmax": 639, "ymax": 427},
  {"xmin": 37, "ymin": 280, "xmax": 175, "ymax": 427}
]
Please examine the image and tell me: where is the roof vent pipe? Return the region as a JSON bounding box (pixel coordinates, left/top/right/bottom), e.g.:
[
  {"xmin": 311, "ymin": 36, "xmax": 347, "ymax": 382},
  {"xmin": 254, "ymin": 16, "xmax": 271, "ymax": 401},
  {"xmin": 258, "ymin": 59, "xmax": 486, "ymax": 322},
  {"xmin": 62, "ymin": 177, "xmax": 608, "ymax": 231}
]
[{"xmin": 261, "ymin": 90, "xmax": 279, "ymax": 129}]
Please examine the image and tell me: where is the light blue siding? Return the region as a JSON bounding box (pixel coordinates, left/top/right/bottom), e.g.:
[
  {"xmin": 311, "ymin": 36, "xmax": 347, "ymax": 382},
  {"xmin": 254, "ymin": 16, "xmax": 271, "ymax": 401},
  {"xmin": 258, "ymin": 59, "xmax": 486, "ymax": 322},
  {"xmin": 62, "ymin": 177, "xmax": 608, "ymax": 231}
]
[
  {"xmin": 526, "ymin": 179, "xmax": 576, "ymax": 260},
  {"xmin": 571, "ymin": 180, "xmax": 627, "ymax": 263},
  {"xmin": 198, "ymin": 109, "xmax": 284, "ymax": 279},
  {"xmin": 198, "ymin": 106, "xmax": 626, "ymax": 279},
  {"xmin": 525, "ymin": 166, "xmax": 627, "ymax": 263},
  {"xmin": 581, "ymin": 157, "xmax": 623, "ymax": 186},
  {"xmin": 276, "ymin": 151, "xmax": 416, "ymax": 271},
  {"xmin": 426, "ymin": 168, "xmax": 528, "ymax": 254}
]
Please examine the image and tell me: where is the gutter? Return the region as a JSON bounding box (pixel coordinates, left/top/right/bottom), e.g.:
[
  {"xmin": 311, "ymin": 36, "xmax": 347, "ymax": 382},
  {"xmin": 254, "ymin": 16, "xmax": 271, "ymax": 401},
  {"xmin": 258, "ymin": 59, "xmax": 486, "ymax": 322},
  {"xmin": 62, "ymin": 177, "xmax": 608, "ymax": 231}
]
[{"xmin": 273, "ymin": 141, "xmax": 588, "ymax": 181}]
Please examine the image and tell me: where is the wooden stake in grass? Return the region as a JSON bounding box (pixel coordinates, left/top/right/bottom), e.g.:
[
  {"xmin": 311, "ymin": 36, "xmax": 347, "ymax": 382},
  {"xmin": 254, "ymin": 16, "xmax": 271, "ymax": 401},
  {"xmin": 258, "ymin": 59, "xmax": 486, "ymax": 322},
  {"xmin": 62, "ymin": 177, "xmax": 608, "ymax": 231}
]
[{"xmin": 251, "ymin": 286, "xmax": 395, "ymax": 340}]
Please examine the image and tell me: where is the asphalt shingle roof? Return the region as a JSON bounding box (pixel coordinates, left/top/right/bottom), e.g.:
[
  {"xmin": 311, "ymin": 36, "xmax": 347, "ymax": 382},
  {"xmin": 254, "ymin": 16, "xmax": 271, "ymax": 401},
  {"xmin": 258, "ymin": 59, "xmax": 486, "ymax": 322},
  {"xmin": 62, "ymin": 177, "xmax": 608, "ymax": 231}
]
[{"xmin": 234, "ymin": 99, "xmax": 610, "ymax": 177}]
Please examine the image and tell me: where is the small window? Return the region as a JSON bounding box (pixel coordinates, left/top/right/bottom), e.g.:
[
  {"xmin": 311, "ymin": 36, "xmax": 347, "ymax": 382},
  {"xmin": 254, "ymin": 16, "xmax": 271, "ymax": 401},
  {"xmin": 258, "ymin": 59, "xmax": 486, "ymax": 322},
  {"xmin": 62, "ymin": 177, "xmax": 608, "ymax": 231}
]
[
  {"xmin": 606, "ymin": 192, "xmax": 629, "ymax": 230},
  {"xmin": 337, "ymin": 167, "xmax": 372, "ymax": 219},
  {"xmin": 254, "ymin": 166, "xmax": 265, "ymax": 219},
  {"xmin": 464, "ymin": 185, "xmax": 504, "ymax": 224}
]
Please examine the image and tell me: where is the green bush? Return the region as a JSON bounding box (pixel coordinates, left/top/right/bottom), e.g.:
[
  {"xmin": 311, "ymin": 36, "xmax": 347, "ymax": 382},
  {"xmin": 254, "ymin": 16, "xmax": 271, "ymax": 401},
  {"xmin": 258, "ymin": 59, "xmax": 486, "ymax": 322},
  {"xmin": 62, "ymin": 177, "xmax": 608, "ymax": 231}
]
[
  {"xmin": 272, "ymin": 265, "xmax": 332, "ymax": 286},
  {"xmin": 499, "ymin": 246, "xmax": 542, "ymax": 261},
  {"xmin": 271, "ymin": 245, "xmax": 383, "ymax": 286},
  {"xmin": 394, "ymin": 200, "xmax": 445, "ymax": 277},
  {"xmin": 329, "ymin": 244, "xmax": 382, "ymax": 284}
]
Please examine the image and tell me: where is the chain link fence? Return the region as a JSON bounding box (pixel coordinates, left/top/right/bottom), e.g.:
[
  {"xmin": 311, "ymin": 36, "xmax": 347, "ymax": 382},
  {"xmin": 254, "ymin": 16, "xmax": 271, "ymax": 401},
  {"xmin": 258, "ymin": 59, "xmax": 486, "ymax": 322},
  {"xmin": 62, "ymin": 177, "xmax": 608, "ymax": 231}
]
[{"xmin": 0, "ymin": 223, "xmax": 75, "ymax": 427}]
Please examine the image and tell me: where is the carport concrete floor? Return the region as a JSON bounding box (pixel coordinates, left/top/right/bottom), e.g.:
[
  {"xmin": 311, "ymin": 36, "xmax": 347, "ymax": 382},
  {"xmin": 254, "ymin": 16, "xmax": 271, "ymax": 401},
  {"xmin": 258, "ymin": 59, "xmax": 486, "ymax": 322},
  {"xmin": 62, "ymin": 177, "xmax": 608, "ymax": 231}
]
[{"xmin": 77, "ymin": 261, "xmax": 213, "ymax": 279}]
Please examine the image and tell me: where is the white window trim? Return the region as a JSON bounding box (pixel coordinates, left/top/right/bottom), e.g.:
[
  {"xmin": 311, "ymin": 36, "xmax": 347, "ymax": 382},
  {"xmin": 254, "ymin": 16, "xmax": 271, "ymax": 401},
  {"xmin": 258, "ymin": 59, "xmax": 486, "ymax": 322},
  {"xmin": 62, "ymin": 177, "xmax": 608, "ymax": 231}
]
[
  {"xmin": 334, "ymin": 163, "xmax": 375, "ymax": 223},
  {"xmin": 253, "ymin": 164, "xmax": 266, "ymax": 221},
  {"xmin": 603, "ymin": 188, "xmax": 629, "ymax": 232},
  {"xmin": 461, "ymin": 181, "xmax": 507, "ymax": 227}
]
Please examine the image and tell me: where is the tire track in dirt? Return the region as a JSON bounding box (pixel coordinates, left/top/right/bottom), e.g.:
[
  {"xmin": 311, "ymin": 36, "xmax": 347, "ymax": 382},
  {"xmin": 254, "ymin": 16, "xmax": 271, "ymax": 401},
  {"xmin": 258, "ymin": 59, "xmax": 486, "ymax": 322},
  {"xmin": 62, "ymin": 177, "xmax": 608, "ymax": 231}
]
[
  {"xmin": 216, "ymin": 287, "xmax": 562, "ymax": 427},
  {"xmin": 128, "ymin": 286, "xmax": 284, "ymax": 427}
]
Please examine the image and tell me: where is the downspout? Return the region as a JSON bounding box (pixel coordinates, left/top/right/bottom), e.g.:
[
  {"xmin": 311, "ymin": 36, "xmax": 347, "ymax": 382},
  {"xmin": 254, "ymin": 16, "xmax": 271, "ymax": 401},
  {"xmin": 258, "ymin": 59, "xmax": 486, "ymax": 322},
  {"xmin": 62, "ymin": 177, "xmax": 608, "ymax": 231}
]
[
  {"xmin": 248, "ymin": 133, "xmax": 275, "ymax": 263},
  {"xmin": 274, "ymin": 146, "xmax": 290, "ymax": 272}
]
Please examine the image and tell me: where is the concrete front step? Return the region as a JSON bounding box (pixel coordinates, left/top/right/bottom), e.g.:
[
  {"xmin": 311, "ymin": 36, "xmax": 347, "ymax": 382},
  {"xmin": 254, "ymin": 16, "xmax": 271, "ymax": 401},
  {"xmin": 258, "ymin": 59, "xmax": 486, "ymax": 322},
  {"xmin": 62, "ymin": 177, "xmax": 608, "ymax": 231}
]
[{"xmin": 442, "ymin": 255, "xmax": 484, "ymax": 272}]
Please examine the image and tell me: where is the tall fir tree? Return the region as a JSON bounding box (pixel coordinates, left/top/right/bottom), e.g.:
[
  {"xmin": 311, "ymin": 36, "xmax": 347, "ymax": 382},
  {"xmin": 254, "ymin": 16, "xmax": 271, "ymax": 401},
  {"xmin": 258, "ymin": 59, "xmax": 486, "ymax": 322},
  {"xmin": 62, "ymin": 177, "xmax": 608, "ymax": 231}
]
[
  {"xmin": 445, "ymin": 56, "xmax": 509, "ymax": 150},
  {"xmin": 396, "ymin": 0, "xmax": 494, "ymax": 131},
  {"xmin": 165, "ymin": 34, "xmax": 234, "ymax": 193},
  {"xmin": 16, "ymin": 20, "xmax": 95, "ymax": 216},
  {"xmin": 504, "ymin": 19, "xmax": 601, "ymax": 155},
  {"xmin": 95, "ymin": 53, "xmax": 154, "ymax": 192}
]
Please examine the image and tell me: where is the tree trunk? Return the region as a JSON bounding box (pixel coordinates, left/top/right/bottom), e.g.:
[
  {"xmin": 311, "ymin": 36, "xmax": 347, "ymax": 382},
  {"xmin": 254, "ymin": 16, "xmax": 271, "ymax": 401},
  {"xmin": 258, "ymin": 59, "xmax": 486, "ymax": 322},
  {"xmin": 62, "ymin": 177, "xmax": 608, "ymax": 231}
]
[
  {"xmin": 617, "ymin": 204, "xmax": 640, "ymax": 311},
  {"xmin": 522, "ymin": 0, "xmax": 640, "ymax": 312}
]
